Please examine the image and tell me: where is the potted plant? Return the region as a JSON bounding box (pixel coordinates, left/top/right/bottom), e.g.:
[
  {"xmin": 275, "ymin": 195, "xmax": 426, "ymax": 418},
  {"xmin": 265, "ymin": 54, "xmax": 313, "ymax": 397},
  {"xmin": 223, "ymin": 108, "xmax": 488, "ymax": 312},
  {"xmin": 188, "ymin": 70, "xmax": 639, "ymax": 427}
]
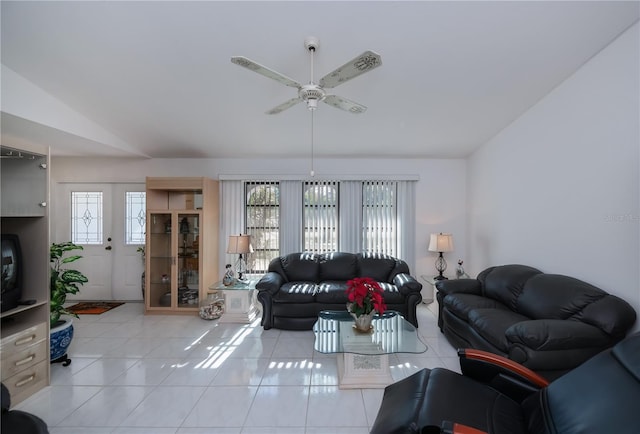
[
  {"xmin": 345, "ymin": 277, "xmax": 387, "ymax": 332},
  {"xmin": 50, "ymin": 241, "xmax": 88, "ymax": 365},
  {"xmin": 137, "ymin": 245, "xmax": 145, "ymax": 299}
]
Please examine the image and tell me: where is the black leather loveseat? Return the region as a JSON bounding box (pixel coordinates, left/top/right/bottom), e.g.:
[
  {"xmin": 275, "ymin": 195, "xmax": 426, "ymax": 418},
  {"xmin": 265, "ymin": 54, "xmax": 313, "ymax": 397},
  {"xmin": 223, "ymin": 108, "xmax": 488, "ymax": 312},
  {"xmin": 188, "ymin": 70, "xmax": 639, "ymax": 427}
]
[
  {"xmin": 435, "ymin": 264, "xmax": 636, "ymax": 379},
  {"xmin": 370, "ymin": 332, "xmax": 640, "ymax": 434},
  {"xmin": 255, "ymin": 252, "xmax": 422, "ymax": 330}
]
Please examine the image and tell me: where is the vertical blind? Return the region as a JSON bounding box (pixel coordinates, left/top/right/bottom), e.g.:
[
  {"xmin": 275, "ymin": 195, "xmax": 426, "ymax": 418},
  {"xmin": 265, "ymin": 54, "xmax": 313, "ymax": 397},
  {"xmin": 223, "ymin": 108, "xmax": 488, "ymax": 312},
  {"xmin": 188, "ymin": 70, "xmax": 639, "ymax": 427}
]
[
  {"xmin": 304, "ymin": 180, "xmax": 338, "ymax": 253},
  {"xmin": 362, "ymin": 181, "xmax": 396, "ymax": 256},
  {"xmin": 220, "ymin": 178, "xmax": 417, "ymax": 272},
  {"xmin": 245, "ymin": 181, "xmax": 279, "ymax": 273}
]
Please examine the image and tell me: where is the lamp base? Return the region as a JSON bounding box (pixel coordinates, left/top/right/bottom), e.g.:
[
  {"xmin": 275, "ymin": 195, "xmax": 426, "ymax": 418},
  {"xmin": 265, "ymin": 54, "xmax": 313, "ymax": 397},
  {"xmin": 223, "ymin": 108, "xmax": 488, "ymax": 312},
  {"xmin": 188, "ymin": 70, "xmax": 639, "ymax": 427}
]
[{"xmin": 434, "ymin": 253, "xmax": 448, "ymax": 281}]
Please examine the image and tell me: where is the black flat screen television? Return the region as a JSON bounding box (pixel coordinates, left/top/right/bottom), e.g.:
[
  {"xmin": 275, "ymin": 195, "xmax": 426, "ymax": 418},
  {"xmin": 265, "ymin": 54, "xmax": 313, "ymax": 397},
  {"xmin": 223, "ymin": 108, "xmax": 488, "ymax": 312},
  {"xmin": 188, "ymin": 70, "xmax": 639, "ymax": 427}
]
[{"xmin": 1, "ymin": 234, "xmax": 23, "ymax": 312}]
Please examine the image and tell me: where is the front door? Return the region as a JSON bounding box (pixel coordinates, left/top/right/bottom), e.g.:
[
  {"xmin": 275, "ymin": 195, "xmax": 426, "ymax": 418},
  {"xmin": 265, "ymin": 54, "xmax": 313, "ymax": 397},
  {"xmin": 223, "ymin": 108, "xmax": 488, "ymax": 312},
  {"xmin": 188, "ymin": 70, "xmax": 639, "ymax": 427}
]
[{"xmin": 54, "ymin": 183, "xmax": 145, "ymax": 301}]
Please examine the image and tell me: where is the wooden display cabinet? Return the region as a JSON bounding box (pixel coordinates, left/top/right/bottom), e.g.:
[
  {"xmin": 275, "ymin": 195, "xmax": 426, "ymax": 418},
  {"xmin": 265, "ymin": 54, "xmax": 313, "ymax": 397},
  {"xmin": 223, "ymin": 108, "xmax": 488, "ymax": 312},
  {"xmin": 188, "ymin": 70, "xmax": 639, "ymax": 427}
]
[{"xmin": 144, "ymin": 178, "xmax": 219, "ymax": 314}]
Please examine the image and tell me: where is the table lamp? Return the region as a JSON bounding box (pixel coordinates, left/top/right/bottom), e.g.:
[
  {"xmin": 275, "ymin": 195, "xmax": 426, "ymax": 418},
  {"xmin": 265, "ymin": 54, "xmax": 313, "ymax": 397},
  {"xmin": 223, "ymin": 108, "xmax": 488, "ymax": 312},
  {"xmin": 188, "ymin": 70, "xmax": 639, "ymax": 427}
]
[
  {"xmin": 428, "ymin": 233, "xmax": 454, "ymax": 280},
  {"xmin": 226, "ymin": 234, "xmax": 253, "ymax": 280}
]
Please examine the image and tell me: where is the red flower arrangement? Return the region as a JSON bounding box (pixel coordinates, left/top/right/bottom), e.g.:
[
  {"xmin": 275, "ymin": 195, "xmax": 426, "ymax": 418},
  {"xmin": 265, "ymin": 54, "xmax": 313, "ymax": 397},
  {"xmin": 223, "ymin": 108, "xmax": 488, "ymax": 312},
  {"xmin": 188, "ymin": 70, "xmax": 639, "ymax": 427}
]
[{"xmin": 346, "ymin": 277, "xmax": 387, "ymax": 316}]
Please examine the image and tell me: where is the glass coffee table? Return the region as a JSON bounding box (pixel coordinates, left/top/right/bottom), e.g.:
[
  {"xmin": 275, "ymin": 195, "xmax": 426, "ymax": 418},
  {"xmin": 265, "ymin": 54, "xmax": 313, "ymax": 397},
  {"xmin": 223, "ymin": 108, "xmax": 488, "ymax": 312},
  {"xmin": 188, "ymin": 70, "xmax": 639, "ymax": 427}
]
[{"xmin": 313, "ymin": 310, "xmax": 427, "ymax": 388}]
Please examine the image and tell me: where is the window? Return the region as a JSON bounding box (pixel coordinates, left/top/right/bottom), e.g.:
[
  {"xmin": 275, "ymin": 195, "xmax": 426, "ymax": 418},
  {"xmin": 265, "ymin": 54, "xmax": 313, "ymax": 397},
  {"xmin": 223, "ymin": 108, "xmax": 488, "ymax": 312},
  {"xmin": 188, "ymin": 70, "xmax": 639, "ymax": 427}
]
[
  {"xmin": 125, "ymin": 192, "xmax": 146, "ymax": 244},
  {"xmin": 362, "ymin": 181, "xmax": 396, "ymax": 255},
  {"xmin": 245, "ymin": 182, "xmax": 279, "ymax": 273},
  {"xmin": 238, "ymin": 178, "xmax": 414, "ymax": 266},
  {"xmin": 304, "ymin": 181, "xmax": 338, "ymax": 253},
  {"xmin": 71, "ymin": 191, "xmax": 103, "ymax": 245}
]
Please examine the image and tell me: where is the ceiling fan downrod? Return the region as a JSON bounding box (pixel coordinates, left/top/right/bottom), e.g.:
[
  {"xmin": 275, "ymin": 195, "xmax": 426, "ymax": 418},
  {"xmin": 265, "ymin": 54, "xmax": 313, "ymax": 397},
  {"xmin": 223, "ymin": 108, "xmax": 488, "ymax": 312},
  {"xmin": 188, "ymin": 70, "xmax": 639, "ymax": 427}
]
[
  {"xmin": 305, "ymin": 36, "xmax": 321, "ymax": 111},
  {"xmin": 306, "ymin": 36, "xmax": 319, "ymax": 176}
]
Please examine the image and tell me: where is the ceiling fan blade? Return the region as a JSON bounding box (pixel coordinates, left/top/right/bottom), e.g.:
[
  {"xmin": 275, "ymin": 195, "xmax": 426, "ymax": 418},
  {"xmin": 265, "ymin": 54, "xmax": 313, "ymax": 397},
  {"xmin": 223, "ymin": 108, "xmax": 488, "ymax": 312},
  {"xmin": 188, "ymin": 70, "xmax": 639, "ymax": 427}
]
[
  {"xmin": 323, "ymin": 95, "xmax": 367, "ymax": 114},
  {"xmin": 231, "ymin": 56, "xmax": 302, "ymax": 88},
  {"xmin": 319, "ymin": 51, "xmax": 382, "ymax": 89},
  {"xmin": 266, "ymin": 97, "xmax": 303, "ymax": 115}
]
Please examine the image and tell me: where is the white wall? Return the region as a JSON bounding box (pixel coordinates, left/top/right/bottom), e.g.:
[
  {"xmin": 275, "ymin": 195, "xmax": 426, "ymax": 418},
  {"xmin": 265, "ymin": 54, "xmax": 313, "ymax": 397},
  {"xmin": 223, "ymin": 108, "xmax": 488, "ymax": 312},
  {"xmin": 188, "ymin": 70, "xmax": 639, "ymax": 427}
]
[
  {"xmin": 51, "ymin": 156, "xmax": 467, "ymax": 296},
  {"xmin": 467, "ymin": 23, "xmax": 639, "ymax": 328}
]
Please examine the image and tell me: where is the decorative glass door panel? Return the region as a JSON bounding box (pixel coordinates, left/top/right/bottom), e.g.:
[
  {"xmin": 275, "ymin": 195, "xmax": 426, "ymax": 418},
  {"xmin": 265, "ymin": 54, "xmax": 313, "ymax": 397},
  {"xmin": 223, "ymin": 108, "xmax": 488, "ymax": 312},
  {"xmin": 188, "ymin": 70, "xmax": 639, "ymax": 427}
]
[
  {"xmin": 148, "ymin": 213, "xmax": 172, "ymax": 308},
  {"xmin": 177, "ymin": 213, "xmax": 200, "ymax": 309}
]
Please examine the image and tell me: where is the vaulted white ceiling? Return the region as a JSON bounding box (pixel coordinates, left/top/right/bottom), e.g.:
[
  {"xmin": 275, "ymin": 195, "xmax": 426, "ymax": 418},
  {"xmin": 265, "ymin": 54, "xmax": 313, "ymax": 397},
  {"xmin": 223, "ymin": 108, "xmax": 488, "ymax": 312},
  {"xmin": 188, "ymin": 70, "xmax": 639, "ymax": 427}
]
[{"xmin": 1, "ymin": 1, "xmax": 638, "ymax": 158}]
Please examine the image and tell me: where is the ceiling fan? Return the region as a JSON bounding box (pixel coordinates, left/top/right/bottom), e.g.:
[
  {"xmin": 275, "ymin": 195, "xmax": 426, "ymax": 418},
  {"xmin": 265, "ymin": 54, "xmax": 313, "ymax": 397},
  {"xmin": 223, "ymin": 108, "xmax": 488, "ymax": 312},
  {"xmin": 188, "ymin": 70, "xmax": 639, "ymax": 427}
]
[{"xmin": 231, "ymin": 36, "xmax": 382, "ymax": 115}]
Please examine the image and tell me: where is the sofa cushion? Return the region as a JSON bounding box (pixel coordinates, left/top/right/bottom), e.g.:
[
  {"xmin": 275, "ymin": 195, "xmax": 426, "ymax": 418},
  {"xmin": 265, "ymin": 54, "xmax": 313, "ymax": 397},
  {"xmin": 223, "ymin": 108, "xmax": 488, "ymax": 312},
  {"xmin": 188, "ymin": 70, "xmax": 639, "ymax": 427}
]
[
  {"xmin": 314, "ymin": 281, "xmax": 349, "ymax": 303},
  {"xmin": 444, "ymin": 293, "xmax": 510, "ymax": 322},
  {"xmin": 357, "ymin": 253, "xmax": 396, "ymax": 282},
  {"xmin": 482, "ymin": 265, "xmax": 542, "ymax": 311},
  {"xmin": 318, "ymin": 252, "xmax": 357, "ymax": 281},
  {"xmin": 281, "ymin": 253, "xmax": 320, "ymax": 282},
  {"xmin": 273, "ymin": 282, "xmax": 316, "ymax": 303},
  {"xmin": 468, "ymin": 308, "xmax": 530, "ymax": 352},
  {"xmin": 506, "ymin": 319, "xmax": 611, "ymax": 351}
]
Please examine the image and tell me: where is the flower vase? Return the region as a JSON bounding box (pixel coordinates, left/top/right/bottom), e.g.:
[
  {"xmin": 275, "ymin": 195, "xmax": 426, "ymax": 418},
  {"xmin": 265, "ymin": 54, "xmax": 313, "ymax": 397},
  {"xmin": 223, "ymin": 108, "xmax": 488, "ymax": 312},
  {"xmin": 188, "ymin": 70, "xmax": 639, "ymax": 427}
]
[{"xmin": 349, "ymin": 310, "xmax": 375, "ymax": 333}]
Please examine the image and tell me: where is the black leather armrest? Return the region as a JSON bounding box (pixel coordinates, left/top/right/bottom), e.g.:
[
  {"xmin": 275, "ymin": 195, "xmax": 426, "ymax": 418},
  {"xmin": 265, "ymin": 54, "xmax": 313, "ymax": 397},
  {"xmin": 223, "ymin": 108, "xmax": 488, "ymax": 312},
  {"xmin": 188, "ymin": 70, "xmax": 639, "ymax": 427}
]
[
  {"xmin": 435, "ymin": 278, "xmax": 481, "ymax": 296},
  {"xmin": 458, "ymin": 348, "xmax": 549, "ymax": 402},
  {"xmin": 442, "ymin": 421, "xmax": 488, "ymax": 434},
  {"xmin": 255, "ymin": 272, "xmax": 284, "ymax": 295},
  {"xmin": 422, "ymin": 422, "xmax": 489, "ymax": 434},
  {"xmin": 393, "ymin": 273, "xmax": 422, "ymax": 295}
]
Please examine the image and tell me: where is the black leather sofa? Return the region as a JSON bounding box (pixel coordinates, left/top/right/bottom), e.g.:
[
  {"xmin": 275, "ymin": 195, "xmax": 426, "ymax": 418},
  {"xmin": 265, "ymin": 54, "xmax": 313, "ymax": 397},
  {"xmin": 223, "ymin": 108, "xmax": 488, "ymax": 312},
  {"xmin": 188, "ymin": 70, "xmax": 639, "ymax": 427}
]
[
  {"xmin": 255, "ymin": 252, "xmax": 422, "ymax": 330},
  {"xmin": 370, "ymin": 331, "xmax": 640, "ymax": 434},
  {"xmin": 435, "ymin": 264, "xmax": 636, "ymax": 380}
]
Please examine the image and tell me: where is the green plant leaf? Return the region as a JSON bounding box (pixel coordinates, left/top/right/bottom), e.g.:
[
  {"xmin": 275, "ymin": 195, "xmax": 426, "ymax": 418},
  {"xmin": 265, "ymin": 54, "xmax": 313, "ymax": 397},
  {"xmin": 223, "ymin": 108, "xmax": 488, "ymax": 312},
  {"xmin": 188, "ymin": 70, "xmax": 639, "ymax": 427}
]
[
  {"xmin": 61, "ymin": 255, "xmax": 83, "ymax": 264},
  {"xmin": 50, "ymin": 241, "xmax": 88, "ymax": 327}
]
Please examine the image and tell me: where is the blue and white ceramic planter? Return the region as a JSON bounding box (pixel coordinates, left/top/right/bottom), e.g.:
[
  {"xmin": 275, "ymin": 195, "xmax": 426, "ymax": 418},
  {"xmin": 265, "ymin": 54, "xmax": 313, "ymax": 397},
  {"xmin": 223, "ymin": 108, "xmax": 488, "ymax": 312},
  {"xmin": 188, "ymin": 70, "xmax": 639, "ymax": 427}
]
[{"xmin": 50, "ymin": 318, "xmax": 74, "ymax": 364}]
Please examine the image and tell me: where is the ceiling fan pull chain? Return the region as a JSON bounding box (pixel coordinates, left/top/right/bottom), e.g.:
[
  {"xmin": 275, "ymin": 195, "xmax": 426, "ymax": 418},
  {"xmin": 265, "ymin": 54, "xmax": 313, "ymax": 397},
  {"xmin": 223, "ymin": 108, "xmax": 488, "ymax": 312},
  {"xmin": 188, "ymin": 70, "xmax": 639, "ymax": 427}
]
[{"xmin": 310, "ymin": 110, "xmax": 315, "ymax": 177}]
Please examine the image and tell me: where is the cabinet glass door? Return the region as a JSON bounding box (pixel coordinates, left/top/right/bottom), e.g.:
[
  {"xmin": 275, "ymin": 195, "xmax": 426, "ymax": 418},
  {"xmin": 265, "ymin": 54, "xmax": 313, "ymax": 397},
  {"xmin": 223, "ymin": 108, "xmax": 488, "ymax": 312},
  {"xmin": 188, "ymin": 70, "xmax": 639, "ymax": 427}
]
[
  {"xmin": 148, "ymin": 213, "xmax": 172, "ymax": 308},
  {"xmin": 177, "ymin": 213, "xmax": 199, "ymax": 309}
]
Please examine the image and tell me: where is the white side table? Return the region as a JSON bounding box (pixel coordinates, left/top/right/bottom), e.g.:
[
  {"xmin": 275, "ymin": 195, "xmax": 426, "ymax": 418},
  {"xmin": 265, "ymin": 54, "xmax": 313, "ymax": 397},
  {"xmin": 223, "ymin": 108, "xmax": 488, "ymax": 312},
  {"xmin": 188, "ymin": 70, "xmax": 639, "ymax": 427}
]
[
  {"xmin": 208, "ymin": 278, "xmax": 260, "ymax": 323},
  {"xmin": 420, "ymin": 275, "xmax": 447, "ymax": 304}
]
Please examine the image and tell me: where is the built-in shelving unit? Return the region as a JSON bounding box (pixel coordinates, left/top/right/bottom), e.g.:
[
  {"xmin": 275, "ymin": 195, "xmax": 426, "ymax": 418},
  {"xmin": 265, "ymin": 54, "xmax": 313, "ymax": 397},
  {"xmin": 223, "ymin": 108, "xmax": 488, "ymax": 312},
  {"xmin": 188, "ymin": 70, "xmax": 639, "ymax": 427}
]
[{"xmin": 0, "ymin": 144, "xmax": 50, "ymax": 406}]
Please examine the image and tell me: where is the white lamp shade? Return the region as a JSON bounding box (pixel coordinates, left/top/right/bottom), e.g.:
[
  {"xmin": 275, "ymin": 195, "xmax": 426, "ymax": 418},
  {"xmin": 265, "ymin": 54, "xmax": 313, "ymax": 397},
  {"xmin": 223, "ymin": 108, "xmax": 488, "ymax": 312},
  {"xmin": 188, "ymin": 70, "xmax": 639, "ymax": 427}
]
[
  {"xmin": 226, "ymin": 234, "xmax": 253, "ymax": 254},
  {"xmin": 428, "ymin": 233, "xmax": 454, "ymax": 253}
]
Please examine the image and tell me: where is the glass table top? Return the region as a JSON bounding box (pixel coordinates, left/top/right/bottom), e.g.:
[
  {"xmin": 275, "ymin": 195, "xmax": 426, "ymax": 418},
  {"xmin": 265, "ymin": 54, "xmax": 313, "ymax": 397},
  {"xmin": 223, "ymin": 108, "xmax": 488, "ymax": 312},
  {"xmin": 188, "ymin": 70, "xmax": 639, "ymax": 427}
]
[
  {"xmin": 313, "ymin": 310, "xmax": 427, "ymax": 356},
  {"xmin": 209, "ymin": 278, "xmax": 258, "ymax": 291}
]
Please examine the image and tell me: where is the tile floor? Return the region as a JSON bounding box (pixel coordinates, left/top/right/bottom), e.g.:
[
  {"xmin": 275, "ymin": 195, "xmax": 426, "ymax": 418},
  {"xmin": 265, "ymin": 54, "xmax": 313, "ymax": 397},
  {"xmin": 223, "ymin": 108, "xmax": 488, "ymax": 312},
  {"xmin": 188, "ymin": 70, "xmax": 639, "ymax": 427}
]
[{"xmin": 14, "ymin": 302, "xmax": 459, "ymax": 433}]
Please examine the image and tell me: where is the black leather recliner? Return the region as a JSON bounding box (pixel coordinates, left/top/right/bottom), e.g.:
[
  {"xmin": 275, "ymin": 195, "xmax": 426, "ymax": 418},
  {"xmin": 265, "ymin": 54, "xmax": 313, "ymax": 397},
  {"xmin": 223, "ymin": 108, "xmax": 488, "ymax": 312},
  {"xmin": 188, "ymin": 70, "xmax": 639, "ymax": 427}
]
[
  {"xmin": 370, "ymin": 332, "xmax": 640, "ymax": 434},
  {"xmin": 1, "ymin": 383, "xmax": 49, "ymax": 434}
]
